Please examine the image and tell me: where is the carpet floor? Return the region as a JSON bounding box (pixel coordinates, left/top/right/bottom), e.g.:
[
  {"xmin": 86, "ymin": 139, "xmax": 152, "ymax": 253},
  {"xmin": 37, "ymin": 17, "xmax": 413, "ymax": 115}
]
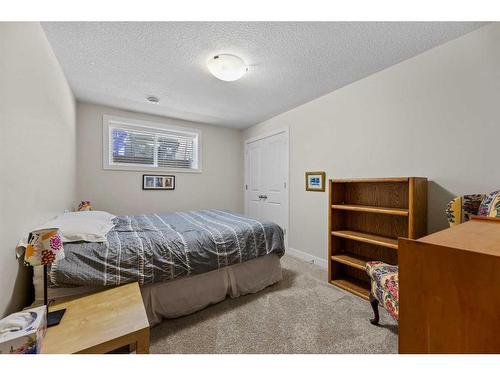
[{"xmin": 150, "ymin": 255, "xmax": 398, "ymax": 354}]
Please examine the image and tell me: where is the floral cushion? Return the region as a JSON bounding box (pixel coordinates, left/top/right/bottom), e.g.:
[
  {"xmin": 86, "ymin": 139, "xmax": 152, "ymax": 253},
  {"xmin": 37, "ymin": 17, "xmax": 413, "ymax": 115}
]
[
  {"xmin": 366, "ymin": 261, "xmax": 399, "ymax": 321},
  {"xmin": 478, "ymin": 190, "xmax": 500, "ymax": 218},
  {"xmin": 446, "ymin": 194, "xmax": 485, "ymax": 227}
]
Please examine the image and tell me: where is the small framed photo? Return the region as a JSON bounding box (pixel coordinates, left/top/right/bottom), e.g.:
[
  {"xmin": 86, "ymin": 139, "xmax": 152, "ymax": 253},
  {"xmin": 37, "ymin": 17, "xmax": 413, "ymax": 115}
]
[
  {"xmin": 142, "ymin": 175, "xmax": 175, "ymax": 190},
  {"xmin": 305, "ymin": 171, "xmax": 326, "ymax": 192}
]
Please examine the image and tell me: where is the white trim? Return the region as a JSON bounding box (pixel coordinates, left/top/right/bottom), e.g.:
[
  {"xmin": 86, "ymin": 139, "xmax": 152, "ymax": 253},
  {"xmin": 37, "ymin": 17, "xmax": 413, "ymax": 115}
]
[
  {"xmin": 244, "ymin": 127, "xmax": 289, "ymax": 249},
  {"xmin": 102, "ymin": 114, "xmax": 203, "ymax": 173},
  {"xmin": 244, "ymin": 127, "xmax": 289, "ymax": 145},
  {"xmin": 286, "ymin": 247, "xmax": 328, "ymax": 269}
]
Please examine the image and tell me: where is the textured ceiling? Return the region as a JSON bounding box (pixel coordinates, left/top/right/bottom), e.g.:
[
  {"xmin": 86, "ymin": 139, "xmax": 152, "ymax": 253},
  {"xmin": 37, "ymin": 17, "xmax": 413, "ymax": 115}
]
[{"xmin": 42, "ymin": 22, "xmax": 485, "ymax": 129}]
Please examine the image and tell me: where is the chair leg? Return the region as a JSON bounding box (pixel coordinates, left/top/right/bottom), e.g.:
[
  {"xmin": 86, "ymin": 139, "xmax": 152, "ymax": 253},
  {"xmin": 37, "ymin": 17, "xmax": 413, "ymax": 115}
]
[{"xmin": 369, "ymin": 293, "xmax": 380, "ymax": 326}]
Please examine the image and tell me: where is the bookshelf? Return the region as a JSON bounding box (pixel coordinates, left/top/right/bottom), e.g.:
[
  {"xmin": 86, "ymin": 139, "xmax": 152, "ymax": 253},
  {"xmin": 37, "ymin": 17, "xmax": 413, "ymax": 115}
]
[{"xmin": 328, "ymin": 177, "xmax": 427, "ymax": 299}]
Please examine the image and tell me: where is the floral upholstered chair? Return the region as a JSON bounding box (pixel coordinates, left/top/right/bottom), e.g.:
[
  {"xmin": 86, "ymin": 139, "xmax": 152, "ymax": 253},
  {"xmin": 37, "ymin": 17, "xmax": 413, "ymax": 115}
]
[
  {"xmin": 445, "ymin": 190, "xmax": 500, "ymax": 226},
  {"xmin": 445, "ymin": 194, "xmax": 485, "ymax": 226},
  {"xmin": 365, "ymin": 261, "xmax": 398, "ymax": 325}
]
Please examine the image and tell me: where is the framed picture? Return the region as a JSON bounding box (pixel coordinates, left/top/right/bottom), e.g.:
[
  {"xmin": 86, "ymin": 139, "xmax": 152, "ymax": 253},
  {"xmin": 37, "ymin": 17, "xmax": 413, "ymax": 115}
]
[
  {"xmin": 305, "ymin": 171, "xmax": 326, "ymax": 192},
  {"xmin": 142, "ymin": 175, "xmax": 175, "ymax": 190}
]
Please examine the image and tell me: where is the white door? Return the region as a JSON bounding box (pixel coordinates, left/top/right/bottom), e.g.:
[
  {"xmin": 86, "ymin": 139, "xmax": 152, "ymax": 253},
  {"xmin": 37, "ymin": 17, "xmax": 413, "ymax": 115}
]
[{"xmin": 245, "ymin": 131, "xmax": 288, "ymax": 240}]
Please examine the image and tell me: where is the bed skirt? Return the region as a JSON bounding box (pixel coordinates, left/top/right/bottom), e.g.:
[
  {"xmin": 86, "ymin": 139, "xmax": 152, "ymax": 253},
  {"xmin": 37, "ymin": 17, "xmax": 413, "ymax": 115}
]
[{"xmin": 36, "ymin": 254, "xmax": 283, "ymax": 326}]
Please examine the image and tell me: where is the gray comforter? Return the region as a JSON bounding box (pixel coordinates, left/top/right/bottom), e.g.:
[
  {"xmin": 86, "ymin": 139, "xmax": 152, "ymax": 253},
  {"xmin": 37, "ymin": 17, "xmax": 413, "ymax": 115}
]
[{"xmin": 50, "ymin": 209, "xmax": 285, "ymax": 287}]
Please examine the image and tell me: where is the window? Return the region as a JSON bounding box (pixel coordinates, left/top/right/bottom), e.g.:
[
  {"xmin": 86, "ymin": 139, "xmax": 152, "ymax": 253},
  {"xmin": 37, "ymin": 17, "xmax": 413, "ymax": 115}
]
[{"xmin": 103, "ymin": 115, "xmax": 201, "ymax": 172}]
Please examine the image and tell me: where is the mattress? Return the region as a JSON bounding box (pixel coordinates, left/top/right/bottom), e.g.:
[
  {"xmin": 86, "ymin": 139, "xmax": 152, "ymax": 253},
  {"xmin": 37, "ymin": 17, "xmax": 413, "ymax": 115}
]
[
  {"xmin": 50, "ymin": 209, "xmax": 285, "ymax": 288},
  {"xmin": 35, "ymin": 254, "xmax": 283, "ymax": 325}
]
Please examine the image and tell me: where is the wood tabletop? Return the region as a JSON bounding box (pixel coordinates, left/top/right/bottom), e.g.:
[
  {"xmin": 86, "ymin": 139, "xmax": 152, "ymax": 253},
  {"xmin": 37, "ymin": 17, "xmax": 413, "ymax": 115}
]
[
  {"xmin": 41, "ymin": 282, "xmax": 150, "ymax": 354},
  {"xmin": 418, "ymin": 217, "xmax": 500, "ymax": 257}
]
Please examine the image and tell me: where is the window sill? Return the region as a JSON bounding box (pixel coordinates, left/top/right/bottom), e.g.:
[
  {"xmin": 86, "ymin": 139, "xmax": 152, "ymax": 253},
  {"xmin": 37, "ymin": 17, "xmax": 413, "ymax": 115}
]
[{"xmin": 102, "ymin": 165, "xmax": 203, "ymax": 174}]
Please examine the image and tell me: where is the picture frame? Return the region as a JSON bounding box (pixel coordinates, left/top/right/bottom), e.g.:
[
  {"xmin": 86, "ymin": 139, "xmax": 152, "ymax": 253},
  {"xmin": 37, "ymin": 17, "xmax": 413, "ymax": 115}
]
[
  {"xmin": 305, "ymin": 171, "xmax": 326, "ymax": 192},
  {"xmin": 142, "ymin": 174, "xmax": 175, "ymax": 190}
]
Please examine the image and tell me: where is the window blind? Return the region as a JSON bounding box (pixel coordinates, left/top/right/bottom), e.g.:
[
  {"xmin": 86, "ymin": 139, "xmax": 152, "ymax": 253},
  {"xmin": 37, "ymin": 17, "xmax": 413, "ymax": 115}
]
[{"xmin": 108, "ymin": 122, "xmax": 199, "ymax": 171}]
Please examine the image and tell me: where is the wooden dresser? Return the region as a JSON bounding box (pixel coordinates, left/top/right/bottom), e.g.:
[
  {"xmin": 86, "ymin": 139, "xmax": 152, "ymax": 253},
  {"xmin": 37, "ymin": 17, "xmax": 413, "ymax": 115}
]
[{"xmin": 399, "ymin": 217, "xmax": 500, "ymax": 353}]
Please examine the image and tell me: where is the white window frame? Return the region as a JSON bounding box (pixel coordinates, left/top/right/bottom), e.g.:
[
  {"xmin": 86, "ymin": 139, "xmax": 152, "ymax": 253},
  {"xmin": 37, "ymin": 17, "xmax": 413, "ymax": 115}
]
[{"xmin": 102, "ymin": 115, "xmax": 202, "ymax": 173}]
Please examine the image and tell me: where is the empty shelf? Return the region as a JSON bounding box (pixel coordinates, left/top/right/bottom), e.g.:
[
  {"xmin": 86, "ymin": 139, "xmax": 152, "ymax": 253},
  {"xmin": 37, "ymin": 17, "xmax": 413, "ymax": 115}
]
[
  {"xmin": 331, "ymin": 253, "xmax": 371, "ymax": 270},
  {"xmin": 331, "ymin": 204, "xmax": 409, "ymax": 216},
  {"xmin": 330, "ymin": 278, "xmax": 370, "ymax": 300},
  {"xmin": 332, "ymin": 230, "xmax": 398, "ymax": 249}
]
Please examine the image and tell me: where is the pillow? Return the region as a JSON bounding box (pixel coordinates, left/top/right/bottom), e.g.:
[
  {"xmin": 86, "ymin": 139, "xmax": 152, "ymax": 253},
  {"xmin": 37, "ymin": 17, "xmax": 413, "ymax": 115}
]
[
  {"xmin": 34, "ymin": 217, "xmax": 114, "ymax": 243},
  {"xmin": 478, "ymin": 190, "xmax": 500, "ymax": 218},
  {"xmin": 56, "ymin": 210, "xmax": 116, "ymax": 222}
]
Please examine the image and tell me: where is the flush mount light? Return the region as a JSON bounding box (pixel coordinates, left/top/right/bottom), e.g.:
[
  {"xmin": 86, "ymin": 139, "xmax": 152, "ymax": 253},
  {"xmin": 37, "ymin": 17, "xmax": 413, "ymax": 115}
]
[
  {"xmin": 147, "ymin": 96, "xmax": 160, "ymax": 104},
  {"xmin": 207, "ymin": 54, "xmax": 248, "ymax": 82}
]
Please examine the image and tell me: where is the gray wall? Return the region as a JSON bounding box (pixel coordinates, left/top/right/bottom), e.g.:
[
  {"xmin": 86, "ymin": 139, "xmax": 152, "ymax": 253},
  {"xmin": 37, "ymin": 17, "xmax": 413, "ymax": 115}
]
[
  {"xmin": 243, "ymin": 24, "xmax": 500, "ymax": 263},
  {"xmin": 0, "ymin": 23, "xmax": 76, "ymax": 316},
  {"xmin": 76, "ymin": 102, "xmax": 244, "ymax": 216}
]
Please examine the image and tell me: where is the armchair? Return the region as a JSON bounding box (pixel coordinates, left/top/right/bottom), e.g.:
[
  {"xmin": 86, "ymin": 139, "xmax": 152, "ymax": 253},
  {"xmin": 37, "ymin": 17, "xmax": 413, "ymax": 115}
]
[
  {"xmin": 445, "ymin": 194, "xmax": 484, "ymax": 227},
  {"xmin": 446, "ymin": 191, "xmax": 500, "ymax": 227}
]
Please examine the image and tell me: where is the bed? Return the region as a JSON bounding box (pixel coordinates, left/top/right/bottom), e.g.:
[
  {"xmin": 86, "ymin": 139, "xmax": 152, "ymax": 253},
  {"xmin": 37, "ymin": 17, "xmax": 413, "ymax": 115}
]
[{"xmin": 32, "ymin": 209, "xmax": 285, "ymax": 325}]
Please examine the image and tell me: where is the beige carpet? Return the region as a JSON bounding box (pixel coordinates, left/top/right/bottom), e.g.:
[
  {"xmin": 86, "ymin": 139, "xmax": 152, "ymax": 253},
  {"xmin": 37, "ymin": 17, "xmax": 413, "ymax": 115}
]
[{"xmin": 150, "ymin": 255, "xmax": 398, "ymax": 353}]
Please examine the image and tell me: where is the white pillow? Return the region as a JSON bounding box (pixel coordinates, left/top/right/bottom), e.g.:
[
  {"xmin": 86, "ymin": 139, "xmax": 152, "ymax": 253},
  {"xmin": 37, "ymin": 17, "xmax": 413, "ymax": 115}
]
[
  {"xmin": 56, "ymin": 210, "xmax": 116, "ymax": 222},
  {"xmin": 34, "ymin": 217, "xmax": 114, "ymax": 243}
]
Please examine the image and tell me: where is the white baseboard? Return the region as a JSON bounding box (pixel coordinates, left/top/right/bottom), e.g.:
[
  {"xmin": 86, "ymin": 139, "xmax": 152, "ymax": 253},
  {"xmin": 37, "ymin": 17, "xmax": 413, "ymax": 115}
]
[{"xmin": 286, "ymin": 247, "xmax": 328, "ymax": 269}]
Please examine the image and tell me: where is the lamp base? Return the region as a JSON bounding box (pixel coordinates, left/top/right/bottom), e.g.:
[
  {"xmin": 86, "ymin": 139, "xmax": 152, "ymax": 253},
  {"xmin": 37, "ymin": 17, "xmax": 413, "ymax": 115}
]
[{"xmin": 47, "ymin": 309, "xmax": 66, "ymax": 327}]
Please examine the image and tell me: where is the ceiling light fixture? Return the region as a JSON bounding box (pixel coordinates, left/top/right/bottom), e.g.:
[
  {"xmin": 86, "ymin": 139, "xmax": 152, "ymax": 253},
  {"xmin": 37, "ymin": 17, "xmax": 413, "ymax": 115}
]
[
  {"xmin": 147, "ymin": 96, "xmax": 159, "ymax": 104},
  {"xmin": 207, "ymin": 54, "xmax": 248, "ymax": 82}
]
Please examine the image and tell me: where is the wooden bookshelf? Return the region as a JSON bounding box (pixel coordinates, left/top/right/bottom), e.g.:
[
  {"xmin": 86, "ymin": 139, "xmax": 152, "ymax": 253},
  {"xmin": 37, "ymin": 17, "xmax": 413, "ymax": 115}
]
[{"xmin": 328, "ymin": 177, "xmax": 427, "ymax": 299}]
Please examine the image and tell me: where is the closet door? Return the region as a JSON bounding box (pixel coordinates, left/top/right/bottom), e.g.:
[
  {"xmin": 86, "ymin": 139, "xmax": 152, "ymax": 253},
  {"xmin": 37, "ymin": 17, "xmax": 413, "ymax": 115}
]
[
  {"xmin": 245, "ymin": 131, "xmax": 288, "ymax": 238},
  {"xmin": 245, "ymin": 139, "xmax": 265, "ymax": 220}
]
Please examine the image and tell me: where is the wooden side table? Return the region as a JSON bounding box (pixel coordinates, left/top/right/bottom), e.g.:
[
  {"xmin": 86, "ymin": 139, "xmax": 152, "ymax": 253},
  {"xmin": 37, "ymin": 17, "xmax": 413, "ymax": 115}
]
[{"xmin": 41, "ymin": 282, "xmax": 150, "ymax": 354}]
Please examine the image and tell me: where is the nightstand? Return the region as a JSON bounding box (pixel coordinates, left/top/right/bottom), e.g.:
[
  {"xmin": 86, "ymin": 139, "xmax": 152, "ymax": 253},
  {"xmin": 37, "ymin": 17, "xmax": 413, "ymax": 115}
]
[{"xmin": 41, "ymin": 282, "xmax": 150, "ymax": 354}]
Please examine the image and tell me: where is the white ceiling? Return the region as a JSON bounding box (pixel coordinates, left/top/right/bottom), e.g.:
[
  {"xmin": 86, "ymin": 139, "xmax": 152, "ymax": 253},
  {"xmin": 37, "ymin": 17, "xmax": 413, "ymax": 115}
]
[{"xmin": 42, "ymin": 22, "xmax": 485, "ymax": 129}]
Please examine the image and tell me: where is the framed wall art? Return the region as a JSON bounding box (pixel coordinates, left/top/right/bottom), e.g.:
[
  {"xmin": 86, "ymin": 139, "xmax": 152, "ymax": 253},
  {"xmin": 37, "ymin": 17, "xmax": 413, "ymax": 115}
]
[
  {"xmin": 142, "ymin": 174, "xmax": 175, "ymax": 190},
  {"xmin": 305, "ymin": 171, "xmax": 326, "ymax": 192}
]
